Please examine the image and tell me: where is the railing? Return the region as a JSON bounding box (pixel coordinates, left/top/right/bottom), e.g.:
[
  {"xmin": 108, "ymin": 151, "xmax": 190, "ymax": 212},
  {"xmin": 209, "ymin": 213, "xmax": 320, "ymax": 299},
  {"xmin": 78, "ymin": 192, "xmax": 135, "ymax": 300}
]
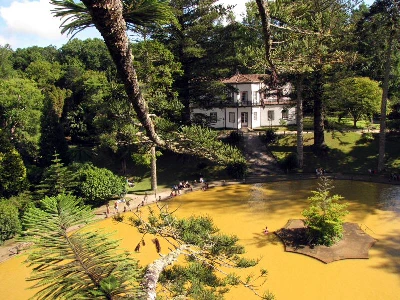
[
  {"xmin": 190, "ymin": 99, "xmax": 294, "ymax": 108},
  {"xmin": 230, "ymin": 99, "xmax": 294, "ymax": 107}
]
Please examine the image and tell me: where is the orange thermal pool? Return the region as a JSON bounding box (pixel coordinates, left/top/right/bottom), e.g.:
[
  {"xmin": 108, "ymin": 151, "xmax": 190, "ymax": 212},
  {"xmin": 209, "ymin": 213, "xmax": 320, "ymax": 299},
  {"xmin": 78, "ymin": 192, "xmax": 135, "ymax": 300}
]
[{"xmin": 1, "ymin": 180, "xmax": 399, "ymax": 299}]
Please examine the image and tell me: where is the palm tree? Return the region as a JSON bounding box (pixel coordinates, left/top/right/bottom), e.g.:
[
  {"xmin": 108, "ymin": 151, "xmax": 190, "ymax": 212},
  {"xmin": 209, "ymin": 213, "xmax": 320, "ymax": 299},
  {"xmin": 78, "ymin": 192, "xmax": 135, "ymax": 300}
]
[{"xmin": 50, "ymin": 0, "xmax": 174, "ymax": 147}]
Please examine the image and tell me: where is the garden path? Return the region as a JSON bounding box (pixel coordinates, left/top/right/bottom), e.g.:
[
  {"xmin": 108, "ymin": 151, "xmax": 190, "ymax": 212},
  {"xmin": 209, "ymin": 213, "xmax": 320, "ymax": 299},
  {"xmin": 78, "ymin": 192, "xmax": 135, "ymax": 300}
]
[{"xmin": 242, "ymin": 132, "xmax": 283, "ymax": 181}]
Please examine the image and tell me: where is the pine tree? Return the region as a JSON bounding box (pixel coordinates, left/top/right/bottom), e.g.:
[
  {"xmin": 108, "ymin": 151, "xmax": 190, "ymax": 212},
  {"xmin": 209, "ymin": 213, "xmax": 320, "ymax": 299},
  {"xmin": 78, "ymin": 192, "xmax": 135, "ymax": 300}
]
[
  {"xmin": 35, "ymin": 153, "xmax": 76, "ymax": 200},
  {"xmin": 302, "ymin": 177, "xmax": 349, "ymax": 246},
  {"xmin": 22, "ymin": 194, "xmax": 144, "ymax": 299}
]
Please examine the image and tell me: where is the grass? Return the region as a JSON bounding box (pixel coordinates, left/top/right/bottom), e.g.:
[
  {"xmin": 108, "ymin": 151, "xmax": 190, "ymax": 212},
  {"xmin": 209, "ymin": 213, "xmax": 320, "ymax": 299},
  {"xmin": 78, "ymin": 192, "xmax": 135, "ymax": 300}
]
[
  {"xmin": 254, "ymin": 116, "xmax": 380, "ymax": 133},
  {"xmin": 270, "ymin": 131, "xmax": 400, "ymax": 175}
]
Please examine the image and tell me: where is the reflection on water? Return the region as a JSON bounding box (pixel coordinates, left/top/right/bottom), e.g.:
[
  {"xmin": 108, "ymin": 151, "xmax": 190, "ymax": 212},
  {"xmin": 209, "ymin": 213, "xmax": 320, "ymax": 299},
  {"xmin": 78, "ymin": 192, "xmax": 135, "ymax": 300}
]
[
  {"xmin": 0, "ymin": 180, "xmax": 399, "ymax": 300},
  {"xmin": 378, "ymin": 185, "xmax": 400, "ymax": 212}
]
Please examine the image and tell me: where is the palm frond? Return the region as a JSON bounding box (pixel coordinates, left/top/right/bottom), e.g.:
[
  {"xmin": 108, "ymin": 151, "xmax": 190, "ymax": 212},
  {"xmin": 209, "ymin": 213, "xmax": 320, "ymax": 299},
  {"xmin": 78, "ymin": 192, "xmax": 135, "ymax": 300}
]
[
  {"xmin": 50, "ymin": 0, "xmax": 93, "ymax": 37},
  {"xmin": 123, "ymin": 0, "xmax": 175, "ymax": 29},
  {"xmin": 50, "ymin": 0, "xmax": 175, "ymax": 37}
]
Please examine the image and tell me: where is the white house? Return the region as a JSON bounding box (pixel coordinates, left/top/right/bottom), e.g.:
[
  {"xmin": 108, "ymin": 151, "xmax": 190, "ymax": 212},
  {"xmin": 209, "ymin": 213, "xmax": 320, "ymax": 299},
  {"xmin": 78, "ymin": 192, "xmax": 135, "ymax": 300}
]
[{"xmin": 191, "ymin": 73, "xmax": 296, "ymax": 130}]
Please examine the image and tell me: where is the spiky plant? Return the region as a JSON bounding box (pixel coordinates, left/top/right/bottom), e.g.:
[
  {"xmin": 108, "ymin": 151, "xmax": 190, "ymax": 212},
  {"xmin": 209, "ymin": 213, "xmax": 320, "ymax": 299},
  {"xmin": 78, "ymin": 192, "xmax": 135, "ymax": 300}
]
[
  {"xmin": 50, "ymin": 0, "xmax": 175, "ymax": 37},
  {"xmin": 22, "ymin": 194, "xmax": 144, "ymax": 299}
]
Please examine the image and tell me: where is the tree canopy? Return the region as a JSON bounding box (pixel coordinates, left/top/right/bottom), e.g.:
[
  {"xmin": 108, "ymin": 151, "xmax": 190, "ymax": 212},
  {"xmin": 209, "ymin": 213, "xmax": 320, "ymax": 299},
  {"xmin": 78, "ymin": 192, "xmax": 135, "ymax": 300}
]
[{"xmin": 324, "ymin": 77, "xmax": 382, "ymax": 127}]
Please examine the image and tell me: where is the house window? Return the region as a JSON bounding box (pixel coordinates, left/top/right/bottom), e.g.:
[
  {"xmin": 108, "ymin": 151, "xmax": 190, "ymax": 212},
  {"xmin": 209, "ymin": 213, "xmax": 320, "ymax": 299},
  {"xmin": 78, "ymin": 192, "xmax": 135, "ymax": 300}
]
[
  {"xmin": 229, "ymin": 112, "xmax": 235, "ymax": 123},
  {"xmin": 254, "ymin": 112, "xmax": 257, "ymax": 121},
  {"xmin": 241, "ymin": 91, "xmax": 248, "ymax": 102},
  {"xmin": 210, "ymin": 112, "xmax": 217, "ymax": 123},
  {"xmin": 268, "ymin": 110, "xmax": 275, "ymax": 121},
  {"xmin": 253, "ymin": 92, "xmax": 258, "ymax": 103},
  {"xmin": 282, "ymin": 109, "xmax": 288, "ymax": 120}
]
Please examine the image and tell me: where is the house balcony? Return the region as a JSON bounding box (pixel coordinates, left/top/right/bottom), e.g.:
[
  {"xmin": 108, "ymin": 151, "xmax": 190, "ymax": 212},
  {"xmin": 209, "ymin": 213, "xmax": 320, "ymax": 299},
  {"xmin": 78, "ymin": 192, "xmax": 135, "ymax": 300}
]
[
  {"xmin": 231, "ymin": 98, "xmax": 294, "ymax": 107},
  {"xmin": 190, "ymin": 98, "xmax": 294, "ymax": 109}
]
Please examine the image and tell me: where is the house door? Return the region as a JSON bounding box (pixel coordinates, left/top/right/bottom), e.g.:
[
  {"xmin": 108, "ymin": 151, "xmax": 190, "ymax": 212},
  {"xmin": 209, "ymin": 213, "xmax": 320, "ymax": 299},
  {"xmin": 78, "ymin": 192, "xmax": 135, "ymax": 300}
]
[{"xmin": 241, "ymin": 112, "xmax": 248, "ymax": 127}]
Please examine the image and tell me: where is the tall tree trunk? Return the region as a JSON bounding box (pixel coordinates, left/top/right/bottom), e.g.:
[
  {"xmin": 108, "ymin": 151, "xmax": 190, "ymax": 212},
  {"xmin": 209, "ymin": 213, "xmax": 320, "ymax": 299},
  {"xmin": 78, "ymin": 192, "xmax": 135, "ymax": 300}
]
[
  {"xmin": 81, "ymin": 0, "xmax": 164, "ymax": 147},
  {"xmin": 378, "ymin": 37, "xmax": 393, "ymax": 172},
  {"xmin": 296, "ymin": 75, "xmax": 305, "ymax": 168},
  {"xmin": 255, "ymin": 0, "xmax": 279, "ymax": 86},
  {"xmin": 313, "ymin": 69, "xmax": 325, "ymax": 149},
  {"xmin": 150, "ymin": 145, "xmax": 157, "ymax": 195}
]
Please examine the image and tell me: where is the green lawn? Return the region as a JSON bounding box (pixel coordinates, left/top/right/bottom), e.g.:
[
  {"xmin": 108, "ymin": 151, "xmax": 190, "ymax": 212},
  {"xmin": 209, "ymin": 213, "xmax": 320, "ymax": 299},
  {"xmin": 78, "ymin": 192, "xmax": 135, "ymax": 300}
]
[
  {"xmin": 270, "ymin": 131, "xmax": 400, "ymax": 174},
  {"xmin": 254, "ymin": 116, "xmax": 380, "ymax": 133}
]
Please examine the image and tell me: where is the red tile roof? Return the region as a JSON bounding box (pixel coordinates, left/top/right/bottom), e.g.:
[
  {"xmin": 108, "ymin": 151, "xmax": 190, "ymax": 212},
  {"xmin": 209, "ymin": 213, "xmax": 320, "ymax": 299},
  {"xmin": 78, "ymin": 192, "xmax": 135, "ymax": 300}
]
[{"xmin": 222, "ymin": 73, "xmax": 269, "ymax": 84}]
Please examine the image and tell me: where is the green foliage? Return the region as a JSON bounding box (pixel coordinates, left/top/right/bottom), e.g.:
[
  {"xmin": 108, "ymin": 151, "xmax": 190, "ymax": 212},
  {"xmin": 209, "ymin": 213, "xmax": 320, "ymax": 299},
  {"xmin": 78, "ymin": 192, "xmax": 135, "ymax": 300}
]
[
  {"xmin": 0, "ymin": 77, "xmax": 44, "ymax": 160},
  {"xmin": 226, "ymin": 161, "xmax": 247, "ymax": 179},
  {"xmin": 160, "ymin": 261, "xmax": 228, "ymax": 300},
  {"xmin": 132, "ymin": 40, "xmax": 183, "ymax": 120},
  {"xmin": 75, "ymin": 163, "xmax": 126, "ymax": 205},
  {"xmin": 302, "ymin": 178, "xmax": 349, "ymax": 246},
  {"xmin": 280, "ymin": 152, "xmax": 298, "ymax": 172},
  {"xmin": 7, "ymin": 192, "xmax": 34, "ymax": 218},
  {"xmin": 226, "ymin": 131, "xmax": 244, "ymax": 147},
  {"xmin": 0, "ymin": 44, "xmax": 15, "ymax": 79},
  {"xmin": 35, "ymin": 153, "xmax": 77, "ymax": 200},
  {"xmin": 22, "ymin": 194, "xmax": 143, "ymax": 299},
  {"xmin": 131, "ymin": 206, "xmax": 268, "ymax": 299},
  {"xmin": 324, "ymin": 77, "xmax": 382, "ymax": 127},
  {"xmin": 12, "ymin": 45, "xmax": 58, "ymax": 71},
  {"xmin": 263, "ymin": 128, "xmax": 278, "ymax": 145},
  {"xmin": 51, "ymin": 0, "xmax": 175, "ymax": 38},
  {"xmin": 25, "ymin": 60, "xmax": 63, "ymax": 87},
  {"xmin": 39, "ymin": 92, "xmax": 70, "ymax": 167},
  {"xmin": 0, "ymin": 200, "xmax": 21, "ymax": 244},
  {"xmin": 178, "ymin": 126, "xmax": 247, "ymax": 178},
  {"xmin": 180, "ymin": 126, "xmax": 246, "ymax": 165},
  {"xmin": 59, "ymin": 38, "xmax": 114, "ymax": 72},
  {"xmin": 0, "ymin": 131, "xmax": 27, "ymax": 198}
]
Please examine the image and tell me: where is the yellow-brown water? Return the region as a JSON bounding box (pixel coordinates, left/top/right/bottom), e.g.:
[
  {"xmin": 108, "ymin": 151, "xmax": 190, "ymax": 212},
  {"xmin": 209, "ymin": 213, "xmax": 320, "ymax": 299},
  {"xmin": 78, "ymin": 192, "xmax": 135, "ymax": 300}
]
[{"xmin": 1, "ymin": 180, "xmax": 399, "ymax": 299}]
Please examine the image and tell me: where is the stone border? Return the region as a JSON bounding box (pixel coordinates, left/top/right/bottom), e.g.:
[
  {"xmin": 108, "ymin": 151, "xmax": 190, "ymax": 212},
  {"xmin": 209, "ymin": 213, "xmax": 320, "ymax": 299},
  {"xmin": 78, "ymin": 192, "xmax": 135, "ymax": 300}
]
[{"xmin": 275, "ymin": 219, "xmax": 377, "ymax": 264}]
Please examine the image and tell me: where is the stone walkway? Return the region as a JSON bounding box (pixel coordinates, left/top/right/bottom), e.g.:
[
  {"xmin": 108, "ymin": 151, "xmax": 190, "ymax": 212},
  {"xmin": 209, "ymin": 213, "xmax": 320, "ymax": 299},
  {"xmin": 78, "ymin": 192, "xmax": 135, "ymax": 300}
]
[{"xmin": 242, "ymin": 132, "xmax": 283, "ymax": 181}]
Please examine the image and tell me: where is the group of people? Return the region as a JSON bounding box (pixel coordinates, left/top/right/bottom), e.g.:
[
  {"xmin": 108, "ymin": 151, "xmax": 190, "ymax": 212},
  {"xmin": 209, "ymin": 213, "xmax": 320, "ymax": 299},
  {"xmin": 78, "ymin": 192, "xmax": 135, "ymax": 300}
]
[
  {"xmin": 170, "ymin": 181, "xmax": 193, "ymax": 197},
  {"xmin": 107, "ymin": 177, "xmax": 212, "ymax": 217},
  {"xmin": 106, "ymin": 198, "xmax": 133, "ymax": 217}
]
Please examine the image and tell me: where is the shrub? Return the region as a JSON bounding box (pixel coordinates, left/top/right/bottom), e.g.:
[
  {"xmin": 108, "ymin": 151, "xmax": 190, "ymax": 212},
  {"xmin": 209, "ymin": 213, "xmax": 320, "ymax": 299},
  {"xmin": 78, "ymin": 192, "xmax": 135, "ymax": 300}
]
[
  {"xmin": 75, "ymin": 163, "xmax": 126, "ymax": 206},
  {"xmin": 226, "ymin": 161, "xmax": 247, "ymax": 179},
  {"xmin": 281, "ymin": 153, "xmax": 298, "ymax": 172},
  {"xmin": 0, "ymin": 200, "xmax": 21, "ymax": 244},
  {"xmin": 263, "ymin": 128, "xmax": 278, "ymax": 145},
  {"xmin": 226, "ymin": 131, "xmax": 244, "ymax": 147},
  {"xmin": 361, "ymin": 132, "xmax": 374, "ymax": 141}
]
